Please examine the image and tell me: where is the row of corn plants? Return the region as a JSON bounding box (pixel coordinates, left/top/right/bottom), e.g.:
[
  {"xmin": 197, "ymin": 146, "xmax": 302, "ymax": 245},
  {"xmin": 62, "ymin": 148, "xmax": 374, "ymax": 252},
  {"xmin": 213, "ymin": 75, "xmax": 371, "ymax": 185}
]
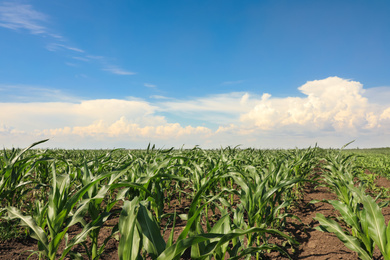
[
  {"xmin": 0, "ymin": 141, "xmax": 321, "ymax": 259},
  {"xmin": 315, "ymin": 144, "xmax": 390, "ymax": 260}
]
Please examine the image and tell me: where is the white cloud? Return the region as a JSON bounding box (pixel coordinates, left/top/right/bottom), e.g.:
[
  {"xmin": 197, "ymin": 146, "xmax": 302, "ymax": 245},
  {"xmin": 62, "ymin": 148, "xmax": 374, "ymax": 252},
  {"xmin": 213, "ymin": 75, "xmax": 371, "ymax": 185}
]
[
  {"xmin": 0, "ymin": 98, "xmax": 213, "ymax": 148},
  {"xmin": 0, "ymin": 84, "xmax": 79, "ymax": 103},
  {"xmin": 46, "ymin": 43, "xmax": 84, "ymax": 53},
  {"xmin": 0, "ymin": 2, "xmax": 135, "ymax": 79},
  {"xmin": 86, "ymin": 55, "xmax": 104, "ymax": 60},
  {"xmin": 103, "ymin": 67, "xmax": 136, "ymax": 75},
  {"xmin": 0, "ymin": 98, "xmax": 163, "ymax": 131},
  {"xmin": 144, "ymin": 83, "xmax": 156, "ymax": 88},
  {"xmin": 241, "ymin": 77, "xmax": 387, "ymax": 134},
  {"xmin": 0, "ymin": 2, "xmax": 49, "ymax": 35},
  {"xmin": 150, "ymin": 95, "xmax": 171, "ymax": 100},
  {"xmin": 65, "ymin": 62, "xmax": 78, "ymax": 67},
  {"xmin": 1, "ymin": 77, "xmax": 390, "ymax": 149},
  {"xmin": 160, "ymin": 92, "xmax": 257, "ymax": 113},
  {"xmin": 157, "ymin": 92, "xmax": 258, "ymax": 125},
  {"xmin": 73, "ymin": 56, "xmax": 90, "ymax": 62},
  {"xmin": 43, "ymin": 118, "xmax": 212, "ymax": 139}
]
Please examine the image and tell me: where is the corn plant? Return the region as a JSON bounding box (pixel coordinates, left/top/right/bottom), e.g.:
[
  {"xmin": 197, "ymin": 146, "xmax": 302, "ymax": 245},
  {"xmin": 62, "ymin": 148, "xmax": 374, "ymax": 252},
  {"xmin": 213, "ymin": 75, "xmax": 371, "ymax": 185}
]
[
  {"xmin": 6, "ymin": 161, "xmax": 113, "ymax": 260},
  {"xmin": 315, "ymin": 144, "xmax": 390, "ymax": 260},
  {"xmin": 114, "ymin": 155, "xmax": 187, "ymax": 224},
  {"xmin": 351, "ymin": 186, "xmax": 390, "ymax": 260},
  {"xmin": 285, "ymin": 146, "xmax": 318, "ymax": 200},
  {"xmin": 320, "ymin": 147, "xmax": 365, "ymax": 209},
  {"xmin": 0, "ymin": 139, "xmax": 48, "ymax": 210},
  {"xmin": 74, "ymin": 157, "xmax": 128, "ymax": 260},
  {"xmin": 232, "ymin": 162, "xmax": 303, "ymax": 228},
  {"xmin": 314, "ymin": 188, "xmax": 373, "ymax": 259},
  {"xmin": 314, "ymin": 184, "xmax": 390, "ymax": 260},
  {"xmin": 118, "ymin": 174, "xmax": 297, "ymax": 260}
]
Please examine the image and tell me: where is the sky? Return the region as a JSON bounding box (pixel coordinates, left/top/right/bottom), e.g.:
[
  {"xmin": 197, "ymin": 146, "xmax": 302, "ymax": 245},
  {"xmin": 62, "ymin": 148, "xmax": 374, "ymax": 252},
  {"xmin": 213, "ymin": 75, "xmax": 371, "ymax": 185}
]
[{"xmin": 1, "ymin": 0, "xmax": 390, "ymax": 149}]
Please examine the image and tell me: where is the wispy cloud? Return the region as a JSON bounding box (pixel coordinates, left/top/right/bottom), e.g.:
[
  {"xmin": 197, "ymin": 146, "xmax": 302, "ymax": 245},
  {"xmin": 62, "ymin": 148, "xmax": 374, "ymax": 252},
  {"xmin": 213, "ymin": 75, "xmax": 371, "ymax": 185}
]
[
  {"xmin": 86, "ymin": 55, "xmax": 104, "ymax": 60},
  {"xmin": 103, "ymin": 67, "xmax": 136, "ymax": 75},
  {"xmin": 72, "ymin": 56, "xmax": 90, "ymax": 62},
  {"xmin": 46, "ymin": 43, "xmax": 84, "ymax": 53},
  {"xmin": 0, "ymin": 84, "xmax": 79, "ymax": 103},
  {"xmin": 144, "ymin": 83, "xmax": 156, "ymax": 88},
  {"xmin": 0, "ymin": 2, "xmax": 54, "ymax": 36},
  {"xmin": 75, "ymin": 74, "xmax": 88, "ymax": 79},
  {"xmin": 150, "ymin": 95, "xmax": 171, "ymax": 100},
  {"xmin": 0, "ymin": 2, "xmax": 135, "ymax": 77},
  {"xmin": 65, "ymin": 62, "xmax": 78, "ymax": 67},
  {"xmin": 157, "ymin": 92, "xmax": 257, "ymax": 125}
]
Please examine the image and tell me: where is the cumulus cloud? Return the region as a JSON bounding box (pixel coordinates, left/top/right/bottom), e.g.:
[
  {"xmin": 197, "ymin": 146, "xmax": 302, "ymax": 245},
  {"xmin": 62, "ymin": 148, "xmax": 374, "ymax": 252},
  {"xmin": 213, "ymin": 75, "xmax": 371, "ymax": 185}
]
[
  {"xmin": 0, "ymin": 98, "xmax": 213, "ymax": 148},
  {"xmin": 241, "ymin": 77, "xmax": 388, "ymax": 134},
  {"xmin": 1, "ymin": 77, "xmax": 390, "ymax": 149},
  {"xmin": 0, "ymin": 99, "xmax": 162, "ymax": 131},
  {"xmin": 43, "ymin": 118, "xmax": 212, "ymax": 139}
]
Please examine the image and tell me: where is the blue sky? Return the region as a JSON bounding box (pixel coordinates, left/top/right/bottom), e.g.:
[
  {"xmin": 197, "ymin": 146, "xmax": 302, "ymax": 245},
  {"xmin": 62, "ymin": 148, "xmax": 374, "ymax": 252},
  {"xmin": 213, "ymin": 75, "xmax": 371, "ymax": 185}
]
[{"xmin": 1, "ymin": 0, "xmax": 390, "ymax": 149}]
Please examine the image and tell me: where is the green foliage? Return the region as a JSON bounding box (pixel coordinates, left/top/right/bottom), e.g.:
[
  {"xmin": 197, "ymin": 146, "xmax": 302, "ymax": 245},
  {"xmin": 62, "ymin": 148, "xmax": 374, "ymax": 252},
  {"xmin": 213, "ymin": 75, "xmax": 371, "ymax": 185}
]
[
  {"xmin": 0, "ymin": 141, "xmax": 324, "ymax": 259},
  {"xmin": 0, "ymin": 139, "xmax": 49, "ymax": 209},
  {"xmin": 6, "ymin": 160, "xmax": 113, "ymax": 259},
  {"xmin": 316, "ymin": 144, "xmax": 390, "ymax": 260}
]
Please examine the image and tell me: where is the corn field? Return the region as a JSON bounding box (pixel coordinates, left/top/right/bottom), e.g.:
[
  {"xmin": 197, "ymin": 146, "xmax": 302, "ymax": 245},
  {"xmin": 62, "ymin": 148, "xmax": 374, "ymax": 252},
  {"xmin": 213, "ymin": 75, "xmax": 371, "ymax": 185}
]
[{"xmin": 1, "ymin": 140, "xmax": 390, "ymax": 259}]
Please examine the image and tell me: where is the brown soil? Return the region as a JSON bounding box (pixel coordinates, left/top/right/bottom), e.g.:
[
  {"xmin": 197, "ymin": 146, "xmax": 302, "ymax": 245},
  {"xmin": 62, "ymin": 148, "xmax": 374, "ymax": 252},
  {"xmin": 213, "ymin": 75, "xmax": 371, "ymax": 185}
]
[{"xmin": 1, "ymin": 176, "xmax": 390, "ymax": 260}]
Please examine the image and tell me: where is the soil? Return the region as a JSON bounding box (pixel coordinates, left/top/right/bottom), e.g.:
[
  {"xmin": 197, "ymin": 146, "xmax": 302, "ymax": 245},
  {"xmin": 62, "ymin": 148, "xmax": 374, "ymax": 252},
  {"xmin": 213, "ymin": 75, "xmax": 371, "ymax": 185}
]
[{"xmin": 1, "ymin": 173, "xmax": 390, "ymax": 260}]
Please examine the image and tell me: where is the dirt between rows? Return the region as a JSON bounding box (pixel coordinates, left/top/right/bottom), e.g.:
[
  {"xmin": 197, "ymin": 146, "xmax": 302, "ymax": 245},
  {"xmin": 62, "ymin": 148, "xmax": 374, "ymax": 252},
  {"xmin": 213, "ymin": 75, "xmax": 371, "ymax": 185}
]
[{"xmin": 1, "ymin": 176, "xmax": 390, "ymax": 260}]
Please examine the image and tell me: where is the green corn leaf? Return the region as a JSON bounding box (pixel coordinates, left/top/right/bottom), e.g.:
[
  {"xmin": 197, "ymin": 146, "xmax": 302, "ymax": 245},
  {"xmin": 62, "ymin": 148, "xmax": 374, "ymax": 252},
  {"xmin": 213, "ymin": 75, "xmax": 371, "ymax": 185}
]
[
  {"xmin": 328, "ymin": 200, "xmax": 360, "ymax": 230},
  {"xmin": 157, "ymin": 233, "xmax": 222, "ymax": 260},
  {"xmin": 209, "ymin": 214, "xmax": 231, "ymax": 258},
  {"xmin": 386, "ymin": 221, "xmax": 390, "ymax": 258},
  {"xmin": 137, "ymin": 202, "xmax": 166, "ymax": 257},
  {"xmin": 6, "ymin": 206, "xmax": 49, "ymax": 255},
  {"xmin": 60, "ymin": 212, "xmax": 110, "ymax": 260},
  {"xmin": 10, "ymin": 139, "xmax": 49, "ymax": 165},
  {"xmin": 314, "ymin": 213, "xmax": 372, "ymax": 260},
  {"xmin": 209, "ymin": 214, "xmax": 231, "ymax": 235},
  {"xmin": 64, "ymin": 172, "xmax": 113, "ymax": 214},
  {"xmin": 359, "ymin": 193, "xmax": 387, "ymax": 258},
  {"xmin": 177, "ymin": 202, "xmax": 208, "ymax": 241},
  {"xmin": 203, "ymin": 227, "xmax": 297, "ymax": 258},
  {"xmin": 51, "ymin": 229, "xmax": 68, "ymax": 256},
  {"xmin": 110, "ymin": 182, "xmax": 152, "ymax": 197},
  {"xmin": 359, "ymin": 204, "xmax": 373, "ymax": 253},
  {"xmin": 118, "ymin": 198, "xmax": 142, "ymax": 260},
  {"xmin": 166, "ymin": 211, "xmax": 177, "ymax": 248},
  {"xmin": 350, "ymin": 186, "xmax": 388, "ymax": 258},
  {"xmin": 329, "ymin": 197, "xmax": 374, "ymax": 256},
  {"xmin": 66, "ymin": 201, "xmax": 90, "ymax": 228},
  {"xmin": 159, "ymin": 227, "xmax": 296, "ymax": 260}
]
